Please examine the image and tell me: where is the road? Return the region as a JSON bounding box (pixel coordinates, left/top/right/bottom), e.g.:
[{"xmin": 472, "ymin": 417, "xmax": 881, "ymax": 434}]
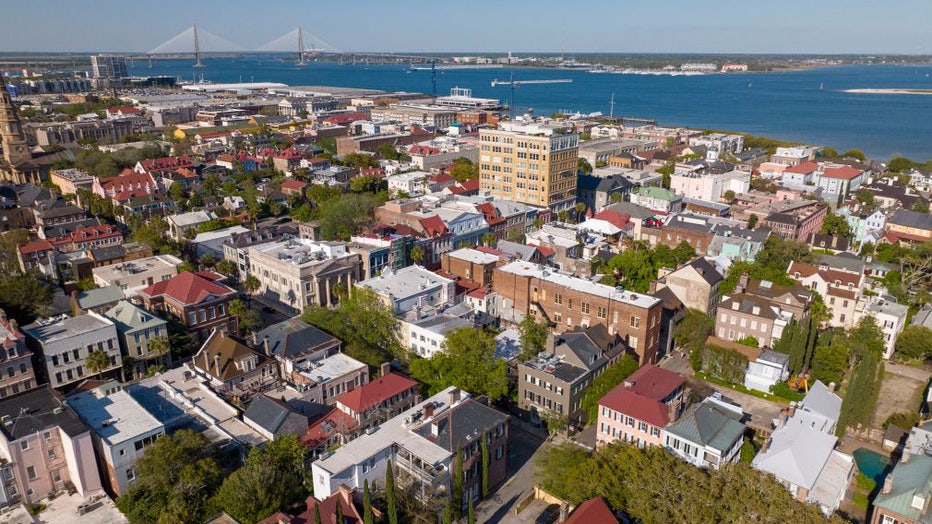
[{"xmin": 477, "ymin": 421, "xmax": 548, "ymax": 524}]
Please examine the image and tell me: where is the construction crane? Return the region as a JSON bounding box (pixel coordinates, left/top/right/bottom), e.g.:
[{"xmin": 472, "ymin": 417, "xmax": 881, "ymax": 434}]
[{"xmin": 490, "ymin": 73, "xmax": 572, "ymax": 116}]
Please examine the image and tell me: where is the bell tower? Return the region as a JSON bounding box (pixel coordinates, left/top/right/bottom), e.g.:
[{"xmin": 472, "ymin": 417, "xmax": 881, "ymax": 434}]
[{"xmin": 0, "ymin": 74, "xmax": 33, "ymax": 168}]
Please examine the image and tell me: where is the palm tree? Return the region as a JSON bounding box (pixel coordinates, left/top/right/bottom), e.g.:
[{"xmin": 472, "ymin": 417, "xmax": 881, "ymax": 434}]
[
  {"xmin": 215, "ymin": 259, "xmax": 236, "ymax": 278},
  {"xmin": 86, "ymin": 350, "xmax": 111, "ymax": 380},
  {"xmin": 557, "ymin": 210, "xmax": 569, "ymax": 223},
  {"xmin": 575, "ymin": 202, "xmax": 587, "ymax": 223},
  {"xmin": 409, "ymin": 246, "xmax": 425, "ymax": 266},
  {"xmin": 147, "ymin": 335, "xmax": 171, "ymax": 371},
  {"xmin": 481, "ymin": 232, "xmax": 497, "ymax": 248},
  {"xmin": 242, "ymin": 275, "xmax": 261, "ymax": 306}
]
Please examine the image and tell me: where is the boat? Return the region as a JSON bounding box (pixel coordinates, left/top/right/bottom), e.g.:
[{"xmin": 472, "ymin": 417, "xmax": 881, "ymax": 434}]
[{"xmin": 819, "ymin": 82, "xmax": 824, "ymax": 91}]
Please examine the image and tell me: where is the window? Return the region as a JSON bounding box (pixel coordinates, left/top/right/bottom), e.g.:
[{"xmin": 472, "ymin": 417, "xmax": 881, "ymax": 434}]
[
  {"xmin": 188, "ymin": 312, "xmax": 197, "ymax": 325},
  {"xmin": 597, "ymin": 306, "xmax": 607, "ymax": 319},
  {"xmin": 126, "ymin": 468, "xmax": 136, "ymax": 481},
  {"xmin": 43, "ymin": 431, "xmax": 51, "ymax": 441},
  {"xmin": 581, "ymin": 302, "xmax": 590, "ymax": 314},
  {"xmin": 52, "ymin": 355, "xmax": 59, "ymax": 366},
  {"xmin": 554, "ymin": 293, "xmax": 562, "ymax": 305},
  {"xmin": 47, "ymin": 448, "xmax": 56, "ymax": 460},
  {"xmin": 630, "ymin": 315, "xmax": 640, "ymax": 328},
  {"xmin": 19, "ymin": 440, "xmax": 28, "ymax": 451},
  {"xmin": 26, "ymin": 466, "xmax": 35, "ymax": 480}
]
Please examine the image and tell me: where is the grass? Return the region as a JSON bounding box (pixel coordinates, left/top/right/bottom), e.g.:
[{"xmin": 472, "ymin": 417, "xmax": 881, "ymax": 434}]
[
  {"xmin": 695, "ymin": 372, "xmax": 790, "ymax": 404},
  {"xmin": 856, "ymin": 472, "xmax": 877, "ymax": 492},
  {"xmin": 851, "ymin": 492, "xmax": 870, "ymax": 509}
]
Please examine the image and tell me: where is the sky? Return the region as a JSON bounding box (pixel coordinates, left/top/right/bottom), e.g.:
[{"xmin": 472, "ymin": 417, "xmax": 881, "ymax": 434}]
[{"xmin": 2, "ymin": 0, "xmax": 932, "ymax": 54}]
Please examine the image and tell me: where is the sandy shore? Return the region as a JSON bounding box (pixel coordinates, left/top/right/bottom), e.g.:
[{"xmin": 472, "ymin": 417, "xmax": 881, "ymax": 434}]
[{"xmin": 844, "ymin": 88, "xmax": 932, "ymax": 95}]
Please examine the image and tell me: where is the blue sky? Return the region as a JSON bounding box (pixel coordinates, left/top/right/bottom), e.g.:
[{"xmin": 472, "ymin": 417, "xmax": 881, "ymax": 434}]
[{"xmin": 2, "ymin": 0, "xmax": 931, "ymax": 54}]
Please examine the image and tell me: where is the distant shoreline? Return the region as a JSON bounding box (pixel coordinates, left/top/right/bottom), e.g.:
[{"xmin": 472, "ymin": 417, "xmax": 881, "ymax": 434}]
[{"xmin": 844, "ymin": 88, "xmax": 932, "ymax": 95}]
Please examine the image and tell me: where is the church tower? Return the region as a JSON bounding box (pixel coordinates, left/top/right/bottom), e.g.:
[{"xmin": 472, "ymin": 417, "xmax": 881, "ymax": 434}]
[{"xmin": 0, "ymin": 75, "xmax": 32, "ymax": 166}]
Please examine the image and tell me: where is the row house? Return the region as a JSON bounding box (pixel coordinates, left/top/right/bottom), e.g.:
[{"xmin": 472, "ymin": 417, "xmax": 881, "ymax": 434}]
[
  {"xmin": 854, "ymin": 296, "xmax": 907, "ymax": 360},
  {"xmin": 0, "ymin": 310, "xmax": 36, "ymax": 399},
  {"xmin": 23, "ymin": 313, "xmax": 122, "ymax": 389},
  {"xmin": 254, "ymin": 317, "xmax": 343, "ymax": 386},
  {"xmin": 641, "ymin": 214, "xmax": 716, "ymax": 254},
  {"xmin": 630, "ymin": 186, "xmax": 684, "ymax": 214},
  {"xmin": 788, "ymin": 261, "xmax": 864, "ymax": 328},
  {"xmin": 91, "ymin": 169, "xmax": 158, "ymax": 199},
  {"xmin": 862, "ymin": 177, "xmax": 929, "ymax": 210},
  {"xmin": 52, "ymin": 224, "xmax": 122, "ymax": 253},
  {"xmin": 652, "ymin": 258, "xmax": 724, "ymax": 316},
  {"xmin": 493, "ymin": 261, "xmax": 663, "ymax": 364},
  {"xmin": 348, "ymin": 230, "xmax": 415, "ymax": 279},
  {"xmin": 669, "ymin": 169, "xmax": 750, "ymax": 202},
  {"xmin": 192, "ymin": 331, "xmax": 279, "ymax": 401},
  {"xmin": 576, "ymin": 174, "xmax": 635, "ymax": 213},
  {"xmin": 138, "ymin": 271, "xmax": 239, "ymax": 344},
  {"xmin": 357, "ymin": 265, "xmax": 456, "ymax": 316},
  {"xmin": 706, "ymin": 224, "xmax": 770, "ymax": 263},
  {"xmin": 715, "ymin": 294, "xmax": 791, "ymax": 348},
  {"xmin": 886, "ymin": 209, "xmax": 932, "ymax": 245},
  {"xmin": 578, "ymin": 209, "xmax": 634, "ymax": 246},
  {"xmin": 102, "ymin": 300, "xmax": 170, "ymax": 379},
  {"xmin": 221, "ymin": 224, "xmax": 299, "ymax": 279},
  {"xmin": 312, "ymin": 387, "xmax": 508, "ymax": 512},
  {"xmin": 519, "ymin": 325, "xmax": 626, "ymax": 424},
  {"xmin": 596, "ymin": 365, "xmax": 685, "ymax": 449},
  {"xmin": 32, "ymin": 200, "xmax": 86, "ymax": 229},
  {"xmin": 133, "ymin": 154, "xmax": 194, "ymax": 177},
  {"xmin": 761, "ymin": 202, "xmax": 828, "ymax": 242},
  {"xmin": 49, "ymin": 169, "xmax": 94, "ymax": 196}
]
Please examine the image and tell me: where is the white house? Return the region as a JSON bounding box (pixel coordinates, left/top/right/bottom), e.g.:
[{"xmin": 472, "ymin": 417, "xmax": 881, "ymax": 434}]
[
  {"xmin": 854, "ymin": 296, "xmax": 908, "ymax": 359},
  {"xmin": 386, "ymin": 171, "xmax": 430, "ymax": 197},
  {"xmin": 356, "ymin": 265, "xmax": 456, "ymax": 315},
  {"xmin": 744, "ymin": 349, "xmax": 790, "ymax": 393}
]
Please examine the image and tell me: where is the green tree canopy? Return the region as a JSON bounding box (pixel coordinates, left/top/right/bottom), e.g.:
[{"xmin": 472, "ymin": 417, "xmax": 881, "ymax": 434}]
[
  {"xmin": 842, "ymin": 149, "xmax": 867, "ymax": 161},
  {"xmin": 212, "ymin": 435, "xmax": 309, "ymax": 524},
  {"xmin": 449, "ymin": 161, "xmax": 479, "ymax": 183},
  {"xmin": 820, "ymin": 211, "xmax": 852, "ymax": 237},
  {"xmin": 580, "ymin": 354, "xmax": 639, "ymax": 422},
  {"xmin": 0, "ymin": 272, "xmax": 54, "ymax": 323},
  {"xmin": 409, "ymin": 327, "xmax": 508, "ymax": 400},
  {"xmin": 895, "ymin": 325, "xmax": 932, "ymax": 361},
  {"xmin": 318, "ymin": 193, "xmax": 378, "ymax": 241},
  {"xmin": 302, "ymin": 287, "xmax": 402, "ymax": 367},
  {"xmin": 117, "ymin": 429, "xmax": 224, "ymax": 524},
  {"xmin": 518, "ymin": 314, "xmax": 549, "ymax": 361}
]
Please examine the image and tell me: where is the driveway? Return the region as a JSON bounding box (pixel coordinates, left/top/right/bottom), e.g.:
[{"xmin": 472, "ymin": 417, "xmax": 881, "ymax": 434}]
[
  {"xmin": 477, "ymin": 422, "xmax": 548, "ymax": 524},
  {"xmin": 703, "ymin": 382, "xmax": 785, "ymax": 432}
]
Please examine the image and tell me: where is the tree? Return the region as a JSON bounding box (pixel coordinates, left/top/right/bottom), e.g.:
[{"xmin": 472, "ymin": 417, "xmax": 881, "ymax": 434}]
[
  {"xmin": 605, "ymin": 248, "xmax": 656, "ymax": 293},
  {"xmin": 318, "ymin": 193, "xmax": 378, "ymax": 241},
  {"xmin": 76, "ymin": 277, "xmax": 98, "ymax": 291},
  {"xmin": 467, "ymin": 498, "xmax": 475, "ymax": 524},
  {"xmin": 888, "ymin": 156, "xmax": 914, "ymax": 173},
  {"xmin": 147, "ymin": 335, "xmax": 171, "ymax": 370},
  {"xmin": 855, "ymin": 188, "xmax": 876, "ymax": 206},
  {"xmin": 577, "ymin": 157, "xmax": 593, "ymax": 174},
  {"xmin": 723, "ymin": 190, "xmax": 736, "ymax": 202},
  {"xmin": 409, "ymin": 328, "xmax": 508, "ymax": 400},
  {"xmin": 86, "ymin": 349, "xmax": 111, "ymax": 379},
  {"xmin": 409, "ymin": 245, "xmax": 426, "ymax": 266},
  {"xmin": 747, "ymin": 214, "xmax": 759, "ymax": 229},
  {"xmin": 674, "ymin": 309, "xmax": 714, "ymax": 372},
  {"xmin": 481, "ymin": 232, "xmax": 497, "ymax": 247},
  {"xmin": 0, "ymin": 272, "xmax": 54, "ymax": 323},
  {"xmin": 335, "ymin": 499, "xmax": 344, "ymax": 524},
  {"xmin": 313, "ymin": 505, "xmax": 322, "ymax": 524},
  {"xmin": 302, "ymin": 287, "xmax": 403, "ymax": 366},
  {"xmin": 735, "ymin": 335, "xmax": 759, "ymax": 348},
  {"xmin": 228, "ymin": 299, "xmax": 260, "ymax": 336},
  {"xmin": 575, "ymin": 202, "xmax": 587, "ymax": 223},
  {"xmin": 213, "ymin": 436, "xmax": 309, "ymax": 524},
  {"xmin": 198, "ymin": 253, "xmax": 217, "ymax": 269},
  {"xmin": 449, "ymin": 161, "xmax": 479, "ymax": 183},
  {"xmin": 385, "ymin": 460, "xmax": 398, "ymax": 524},
  {"xmin": 242, "ymin": 275, "xmax": 261, "ymax": 306},
  {"xmin": 363, "ymin": 479, "xmax": 374, "ymax": 524},
  {"xmin": 480, "ymin": 436, "xmax": 490, "ymax": 499},
  {"xmin": 672, "ymin": 241, "xmax": 696, "ymax": 264},
  {"xmin": 376, "ymin": 143, "xmax": 401, "ymax": 161},
  {"xmin": 536, "ymin": 442, "xmax": 850, "ymax": 524},
  {"xmin": 580, "ymin": 355, "xmax": 639, "ymax": 422},
  {"xmin": 820, "ymin": 211, "xmax": 852, "ymax": 237},
  {"xmin": 117, "ymin": 429, "xmax": 223, "ymax": 524},
  {"xmin": 349, "ymin": 174, "xmax": 384, "ymax": 194},
  {"xmin": 518, "ymin": 314, "xmax": 549, "ymax": 360},
  {"xmin": 452, "ymin": 448, "xmax": 463, "ymax": 519},
  {"xmin": 842, "ymin": 149, "xmax": 867, "ymax": 161},
  {"xmin": 215, "ymin": 258, "xmax": 236, "ymax": 277},
  {"xmin": 342, "ymin": 153, "xmax": 380, "ymax": 171},
  {"xmin": 895, "ymin": 325, "xmax": 932, "ymax": 361},
  {"xmin": 820, "ymin": 147, "xmax": 839, "ymax": 159},
  {"xmin": 557, "ymin": 210, "xmax": 569, "ymax": 223}
]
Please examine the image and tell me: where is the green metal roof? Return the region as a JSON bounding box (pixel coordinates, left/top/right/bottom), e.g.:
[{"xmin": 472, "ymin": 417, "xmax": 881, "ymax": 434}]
[{"xmin": 873, "ymin": 454, "xmax": 932, "ymax": 523}]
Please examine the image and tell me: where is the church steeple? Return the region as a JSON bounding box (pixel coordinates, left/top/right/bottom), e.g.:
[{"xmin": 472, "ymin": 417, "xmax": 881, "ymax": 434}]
[{"xmin": 0, "ymin": 74, "xmax": 33, "ymax": 168}]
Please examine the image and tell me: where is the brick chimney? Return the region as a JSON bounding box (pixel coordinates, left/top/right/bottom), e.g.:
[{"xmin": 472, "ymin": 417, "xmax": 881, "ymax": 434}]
[
  {"xmin": 262, "ymin": 336, "xmax": 271, "ymax": 356},
  {"xmin": 424, "ymin": 402, "xmax": 435, "ymax": 418},
  {"xmin": 882, "ymin": 475, "xmax": 894, "ymax": 495},
  {"xmin": 558, "ymin": 502, "xmax": 569, "ymax": 522}
]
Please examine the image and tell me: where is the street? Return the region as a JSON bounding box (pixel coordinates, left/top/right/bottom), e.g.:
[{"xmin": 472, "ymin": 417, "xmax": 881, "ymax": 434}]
[{"xmin": 477, "ymin": 421, "xmax": 549, "ymax": 524}]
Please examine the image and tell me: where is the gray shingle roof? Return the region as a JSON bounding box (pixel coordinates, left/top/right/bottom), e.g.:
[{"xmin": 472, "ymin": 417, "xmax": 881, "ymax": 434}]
[
  {"xmin": 890, "ymin": 209, "xmax": 932, "ymax": 230},
  {"xmin": 243, "ymin": 394, "xmax": 297, "ymax": 435},
  {"xmin": 410, "ymin": 398, "xmax": 507, "ymax": 452},
  {"xmin": 0, "ymin": 386, "xmax": 88, "ymax": 440},
  {"xmin": 665, "ymin": 398, "xmax": 745, "ymax": 452},
  {"xmin": 256, "ymin": 317, "xmax": 341, "ymax": 360},
  {"xmin": 77, "ymin": 286, "xmax": 125, "ymax": 310}
]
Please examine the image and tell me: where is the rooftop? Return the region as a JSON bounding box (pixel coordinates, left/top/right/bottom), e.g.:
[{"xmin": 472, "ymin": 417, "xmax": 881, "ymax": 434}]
[
  {"xmin": 249, "ymin": 238, "xmax": 353, "ymax": 267},
  {"xmin": 257, "ymin": 317, "xmax": 341, "ymax": 360},
  {"xmin": 141, "ymin": 271, "xmax": 236, "ymax": 305},
  {"xmin": 496, "ymin": 261, "xmax": 661, "ymax": 309},
  {"xmin": 0, "ymin": 386, "xmax": 88, "ymax": 441},
  {"xmin": 299, "ymin": 353, "xmax": 367, "ymax": 384},
  {"xmin": 92, "ymin": 254, "xmax": 182, "ymax": 284},
  {"xmin": 335, "ymin": 372, "xmax": 419, "ymax": 414},
  {"xmin": 446, "ymin": 247, "xmax": 500, "ymax": 266},
  {"xmin": 67, "ymin": 387, "xmax": 163, "ymax": 445},
  {"xmin": 23, "ymin": 312, "xmax": 114, "ymax": 344},
  {"xmin": 357, "ymin": 265, "xmax": 454, "ymax": 300}
]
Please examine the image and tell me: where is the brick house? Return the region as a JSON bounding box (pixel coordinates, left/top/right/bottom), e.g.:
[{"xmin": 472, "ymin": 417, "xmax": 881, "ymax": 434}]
[
  {"xmin": 138, "ymin": 271, "xmax": 239, "ymax": 344},
  {"xmin": 596, "ymin": 365, "xmax": 686, "ymax": 449},
  {"xmin": 493, "ymin": 261, "xmax": 663, "ymax": 364}
]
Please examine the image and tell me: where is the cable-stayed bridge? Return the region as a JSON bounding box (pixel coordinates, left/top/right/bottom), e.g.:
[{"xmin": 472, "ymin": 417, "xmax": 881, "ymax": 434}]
[{"xmin": 138, "ymin": 25, "xmax": 441, "ymax": 65}]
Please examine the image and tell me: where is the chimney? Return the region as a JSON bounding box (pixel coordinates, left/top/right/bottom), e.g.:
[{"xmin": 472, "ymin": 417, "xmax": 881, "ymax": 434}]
[
  {"xmin": 558, "ymin": 502, "xmax": 569, "ymax": 523},
  {"xmin": 262, "ymin": 336, "xmax": 271, "ymax": 356},
  {"xmin": 424, "ymin": 402, "xmax": 435, "ymax": 419},
  {"xmin": 828, "ymin": 382, "xmax": 836, "ymax": 393},
  {"xmin": 882, "ymin": 475, "xmax": 894, "ymax": 495},
  {"xmin": 788, "ymin": 401, "xmax": 798, "ymax": 418},
  {"xmin": 449, "ymin": 388, "xmax": 460, "ymax": 406},
  {"xmin": 380, "ymin": 362, "xmax": 391, "ymax": 377},
  {"xmin": 738, "ymin": 272, "xmax": 749, "ymax": 293}
]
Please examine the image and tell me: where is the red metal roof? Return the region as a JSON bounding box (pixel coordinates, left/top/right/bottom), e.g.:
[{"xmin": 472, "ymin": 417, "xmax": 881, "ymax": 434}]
[
  {"xmin": 599, "ymin": 365, "xmax": 684, "ymax": 427},
  {"xmin": 418, "ymin": 215, "xmax": 448, "ymax": 237},
  {"xmin": 281, "ymin": 179, "xmax": 308, "ymax": 191},
  {"xmin": 334, "ymin": 372, "xmax": 418, "ymax": 415},
  {"xmin": 302, "ymin": 408, "xmax": 358, "ymax": 448},
  {"xmin": 141, "ymin": 271, "xmax": 236, "ymax": 305},
  {"xmin": 785, "ymin": 161, "xmax": 820, "ymax": 174},
  {"xmin": 18, "ymin": 239, "xmax": 54, "ymax": 255},
  {"xmin": 564, "ymin": 498, "xmax": 618, "ymax": 524},
  {"xmin": 139, "ymin": 155, "xmax": 193, "ymax": 172},
  {"xmin": 593, "ymin": 209, "xmax": 631, "ymax": 229},
  {"xmin": 822, "ymin": 165, "xmax": 863, "ymax": 180}
]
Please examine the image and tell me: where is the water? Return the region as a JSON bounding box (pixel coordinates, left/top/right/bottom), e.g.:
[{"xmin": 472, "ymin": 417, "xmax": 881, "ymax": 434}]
[
  {"xmin": 853, "ymin": 447, "xmax": 891, "ymax": 484},
  {"xmin": 129, "ymin": 58, "xmax": 932, "ymax": 160}
]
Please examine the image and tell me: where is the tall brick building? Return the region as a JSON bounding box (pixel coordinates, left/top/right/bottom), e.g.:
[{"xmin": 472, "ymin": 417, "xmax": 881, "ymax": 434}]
[{"xmin": 493, "ymin": 261, "xmax": 663, "ymax": 364}]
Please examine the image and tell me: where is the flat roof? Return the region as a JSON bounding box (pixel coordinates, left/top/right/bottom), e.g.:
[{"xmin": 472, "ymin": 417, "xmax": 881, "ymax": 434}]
[
  {"xmin": 24, "ymin": 313, "xmax": 114, "ymax": 344},
  {"xmin": 300, "ymin": 353, "xmax": 367, "ymax": 383},
  {"xmin": 68, "ymin": 388, "xmax": 163, "ymax": 445},
  {"xmin": 92, "ymin": 255, "xmax": 182, "ymax": 283},
  {"xmin": 447, "ymin": 247, "xmax": 500, "ymax": 266},
  {"xmin": 314, "ymin": 386, "xmax": 465, "ymax": 476},
  {"xmin": 249, "ymin": 238, "xmax": 353, "ymax": 267},
  {"xmin": 497, "ymin": 261, "xmax": 661, "ymax": 309},
  {"xmin": 357, "ymin": 265, "xmax": 453, "ymax": 299}
]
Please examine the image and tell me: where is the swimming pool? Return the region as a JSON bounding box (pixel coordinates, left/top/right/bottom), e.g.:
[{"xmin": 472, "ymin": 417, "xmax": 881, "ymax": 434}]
[{"xmin": 853, "ymin": 448, "xmax": 891, "ymax": 484}]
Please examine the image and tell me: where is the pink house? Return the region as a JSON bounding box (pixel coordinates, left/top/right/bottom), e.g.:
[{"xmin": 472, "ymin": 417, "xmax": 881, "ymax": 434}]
[
  {"xmin": 92, "ymin": 169, "xmax": 158, "ymax": 199},
  {"xmin": 0, "ymin": 386, "xmax": 103, "ymax": 506},
  {"xmin": 596, "ymin": 365, "xmax": 685, "ymax": 449}
]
